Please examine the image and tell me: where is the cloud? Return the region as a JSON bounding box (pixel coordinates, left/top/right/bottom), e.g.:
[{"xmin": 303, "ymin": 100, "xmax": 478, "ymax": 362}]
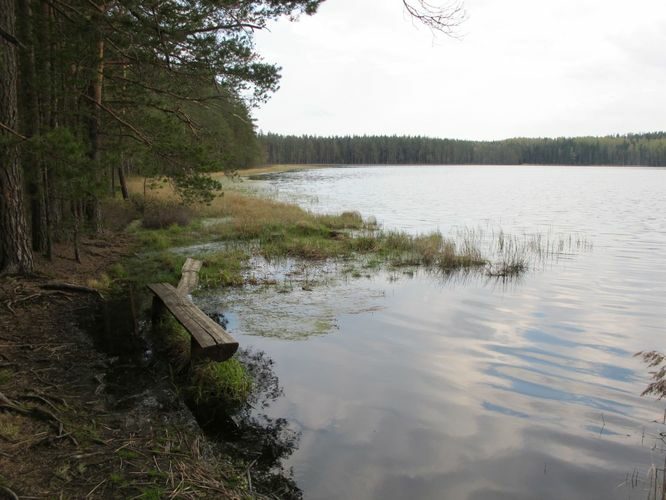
[{"xmin": 254, "ymin": 0, "xmax": 666, "ymax": 140}]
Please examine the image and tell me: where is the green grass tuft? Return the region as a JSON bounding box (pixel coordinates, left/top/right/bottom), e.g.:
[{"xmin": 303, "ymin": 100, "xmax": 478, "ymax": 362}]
[
  {"xmin": 199, "ymin": 249, "xmax": 249, "ymax": 288},
  {"xmin": 189, "ymin": 359, "xmax": 252, "ymax": 409}
]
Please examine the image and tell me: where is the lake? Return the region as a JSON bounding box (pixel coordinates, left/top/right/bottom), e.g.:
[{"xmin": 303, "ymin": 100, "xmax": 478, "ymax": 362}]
[{"xmin": 199, "ymin": 165, "xmax": 666, "ymax": 499}]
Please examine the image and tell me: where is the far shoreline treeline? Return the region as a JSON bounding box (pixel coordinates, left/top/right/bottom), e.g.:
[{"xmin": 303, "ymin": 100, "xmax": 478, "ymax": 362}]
[{"xmin": 259, "ymin": 132, "xmax": 666, "ymax": 166}]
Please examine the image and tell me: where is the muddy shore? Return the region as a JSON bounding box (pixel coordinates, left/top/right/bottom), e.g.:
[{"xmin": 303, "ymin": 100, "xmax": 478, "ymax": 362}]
[{"xmin": 0, "ymin": 233, "xmax": 260, "ymax": 499}]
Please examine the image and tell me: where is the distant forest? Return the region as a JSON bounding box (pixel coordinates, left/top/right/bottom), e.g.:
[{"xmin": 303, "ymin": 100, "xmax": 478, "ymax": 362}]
[{"xmin": 259, "ymin": 132, "xmax": 666, "ymax": 166}]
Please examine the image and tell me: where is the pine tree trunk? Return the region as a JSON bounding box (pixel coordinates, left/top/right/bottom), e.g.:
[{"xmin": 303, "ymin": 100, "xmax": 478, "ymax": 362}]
[
  {"xmin": 0, "ymin": 0, "xmax": 34, "ymax": 275},
  {"xmin": 118, "ymin": 165, "xmax": 129, "ymax": 200},
  {"xmin": 42, "ymin": 166, "xmax": 53, "ymax": 259},
  {"xmin": 88, "ymin": 6, "xmax": 105, "ymax": 233},
  {"xmin": 17, "ymin": 0, "xmax": 46, "ymax": 253},
  {"xmin": 111, "ymin": 164, "xmax": 116, "ymax": 197},
  {"xmin": 73, "ymin": 201, "xmax": 81, "ymax": 264}
]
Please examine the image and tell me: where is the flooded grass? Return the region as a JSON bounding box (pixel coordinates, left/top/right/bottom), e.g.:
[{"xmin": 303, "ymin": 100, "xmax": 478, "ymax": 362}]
[
  {"xmin": 120, "ymin": 176, "xmax": 593, "ymax": 296},
  {"xmin": 198, "ymin": 249, "xmax": 250, "ymax": 288}
]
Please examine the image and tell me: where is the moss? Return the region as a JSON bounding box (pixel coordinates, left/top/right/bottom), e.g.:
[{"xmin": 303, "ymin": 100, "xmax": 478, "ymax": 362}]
[
  {"xmin": 0, "ymin": 369, "xmax": 12, "ymax": 386},
  {"xmin": 189, "ymin": 359, "xmax": 252, "ymax": 410},
  {"xmin": 0, "ymin": 414, "xmax": 21, "ymax": 441},
  {"xmin": 156, "ymin": 313, "xmax": 191, "ymax": 370},
  {"xmin": 137, "ymin": 486, "xmax": 165, "ymax": 499},
  {"xmin": 116, "ymin": 449, "xmax": 140, "ymax": 460},
  {"xmin": 109, "ymin": 472, "xmax": 125, "ymax": 484},
  {"xmin": 108, "ymin": 262, "xmax": 128, "ymax": 280}
]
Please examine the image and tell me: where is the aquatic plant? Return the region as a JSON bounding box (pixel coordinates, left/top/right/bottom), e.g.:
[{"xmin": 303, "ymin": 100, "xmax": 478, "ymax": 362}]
[{"xmin": 636, "ymin": 351, "xmax": 666, "ymax": 399}]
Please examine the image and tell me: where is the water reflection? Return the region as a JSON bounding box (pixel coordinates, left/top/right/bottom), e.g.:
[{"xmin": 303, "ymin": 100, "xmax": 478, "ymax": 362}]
[
  {"xmin": 190, "ymin": 347, "xmax": 304, "ymax": 499},
  {"xmin": 201, "ymin": 166, "xmax": 666, "ymax": 499}
]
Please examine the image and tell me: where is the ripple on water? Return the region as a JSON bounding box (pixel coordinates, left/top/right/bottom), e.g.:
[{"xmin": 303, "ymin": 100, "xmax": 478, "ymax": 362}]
[{"xmin": 198, "ymin": 166, "xmax": 666, "ymax": 499}]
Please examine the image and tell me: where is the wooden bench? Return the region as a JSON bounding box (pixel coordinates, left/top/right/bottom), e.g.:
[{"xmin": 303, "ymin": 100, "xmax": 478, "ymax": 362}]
[{"xmin": 148, "ymin": 258, "xmax": 238, "ymax": 362}]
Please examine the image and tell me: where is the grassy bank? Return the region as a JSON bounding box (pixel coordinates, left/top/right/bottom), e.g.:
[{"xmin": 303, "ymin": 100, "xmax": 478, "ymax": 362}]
[
  {"xmin": 103, "ymin": 171, "xmax": 593, "ymax": 308},
  {"xmin": 232, "ymin": 164, "xmax": 334, "ymax": 177},
  {"xmin": 108, "ymin": 174, "xmax": 499, "ymax": 293}
]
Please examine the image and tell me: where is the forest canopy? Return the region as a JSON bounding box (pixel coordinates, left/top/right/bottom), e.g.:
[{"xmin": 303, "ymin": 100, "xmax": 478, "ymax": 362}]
[
  {"xmin": 0, "ymin": 0, "xmax": 324, "ymax": 274},
  {"xmin": 259, "ymin": 132, "xmax": 666, "ymax": 166}
]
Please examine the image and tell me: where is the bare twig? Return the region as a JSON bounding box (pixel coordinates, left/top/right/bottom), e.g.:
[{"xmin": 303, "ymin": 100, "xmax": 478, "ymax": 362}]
[
  {"xmin": 402, "ymin": 0, "xmax": 466, "ymax": 36},
  {"xmin": 86, "ymin": 479, "xmax": 106, "ymax": 497}
]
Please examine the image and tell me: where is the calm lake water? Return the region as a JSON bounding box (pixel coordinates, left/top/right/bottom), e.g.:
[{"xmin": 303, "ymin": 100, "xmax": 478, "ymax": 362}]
[{"xmin": 199, "ymin": 165, "xmax": 666, "ymax": 499}]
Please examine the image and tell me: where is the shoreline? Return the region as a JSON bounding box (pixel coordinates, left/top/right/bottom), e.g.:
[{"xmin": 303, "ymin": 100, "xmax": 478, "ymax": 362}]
[
  {"xmin": 0, "ymin": 233, "xmax": 260, "ymax": 498},
  {"xmin": 0, "ymin": 168, "xmax": 598, "ymax": 497}
]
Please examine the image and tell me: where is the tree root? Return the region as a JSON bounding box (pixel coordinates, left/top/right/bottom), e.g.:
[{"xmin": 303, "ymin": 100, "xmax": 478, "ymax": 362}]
[
  {"xmin": 0, "ymin": 391, "xmax": 78, "ymax": 446},
  {"xmin": 0, "ymin": 485, "xmax": 19, "ymax": 500},
  {"xmin": 41, "ymin": 282, "xmax": 102, "ymax": 298}
]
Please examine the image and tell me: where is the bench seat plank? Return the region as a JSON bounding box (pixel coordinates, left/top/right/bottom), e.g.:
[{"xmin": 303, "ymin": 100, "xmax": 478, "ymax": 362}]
[{"xmin": 148, "ymin": 283, "xmax": 238, "ymax": 361}]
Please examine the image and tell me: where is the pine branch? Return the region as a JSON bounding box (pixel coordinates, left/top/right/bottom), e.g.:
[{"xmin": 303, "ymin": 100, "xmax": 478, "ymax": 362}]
[
  {"xmin": 80, "ymin": 93, "xmax": 152, "ymax": 147},
  {"xmin": 0, "ymin": 121, "xmax": 28, "ymax": 140},
  {"xmin": 0, "ymin": 25, "xmax": 24, "ymax": 48}
]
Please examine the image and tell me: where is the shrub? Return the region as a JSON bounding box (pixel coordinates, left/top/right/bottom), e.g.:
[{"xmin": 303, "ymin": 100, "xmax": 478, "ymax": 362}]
[
  {"xmin": 142, "ymin": 201, "xmax": 192, "ymax": 229},
  {"xmin": 102, "ymin": 198, "xmax": 140, "ymax": 231}
]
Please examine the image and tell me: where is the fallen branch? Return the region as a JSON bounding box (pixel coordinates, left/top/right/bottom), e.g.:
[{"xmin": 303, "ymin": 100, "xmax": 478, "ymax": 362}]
[
  {"xmin": 0, "ymin": 485, "xmax": 19, "ymax": 500},
  {"xmin": 42, "ymin": 282, "xmax": 103, "ymax": 298},
  {"xmin": 18, "ymin": 393, "xmax": 61, "ymax": 413}
]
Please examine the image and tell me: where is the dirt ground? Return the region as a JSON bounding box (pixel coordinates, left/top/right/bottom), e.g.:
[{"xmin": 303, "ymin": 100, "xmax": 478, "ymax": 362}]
[{"xmin": 0, "ymin": 234, "xmax": 247, "ymax": 499}]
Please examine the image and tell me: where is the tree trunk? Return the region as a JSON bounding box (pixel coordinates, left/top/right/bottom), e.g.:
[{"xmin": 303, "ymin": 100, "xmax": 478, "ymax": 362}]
[
  {"xmin": 0, "ymin": 0, "xmax": 34, "ymax": 274},
  {"xmin": 118, "ymin": 165, "xmax": 129, "ymax": 200},
  {"xmin": 42, "ymin": 166, "xmax": 53, "ymax": 259},
  {"xmin": 87, "ymin": 5, "xmax": 105, "ymax": 233},
  {"xmin": 16, "ymin": 0, "xmax": 46, "ymax": 253},
  {"xmin": 111, "ymin": 164, "xmax": 116, "ymax": 196},
  {"xmin": 73, "ymin": 201, "xmax": 81, "ymax": 264}
]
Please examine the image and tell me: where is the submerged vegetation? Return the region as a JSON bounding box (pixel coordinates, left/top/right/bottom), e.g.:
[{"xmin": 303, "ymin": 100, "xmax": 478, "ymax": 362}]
[{"xmin": 636, "ymin": 351, "xmax": 666, "ymax": 399}]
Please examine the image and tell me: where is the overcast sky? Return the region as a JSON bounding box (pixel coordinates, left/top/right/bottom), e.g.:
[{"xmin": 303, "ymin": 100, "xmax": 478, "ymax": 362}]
[{"xmin": 253, "ymin": 0, "xmax": 666, "ymax": 141}]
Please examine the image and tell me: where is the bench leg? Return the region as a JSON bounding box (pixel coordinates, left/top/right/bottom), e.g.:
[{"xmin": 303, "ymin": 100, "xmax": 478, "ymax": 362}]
[
  {"xmin": 191, "ymin": 337, "xmax": 203, "ymax": 362},
  {"xmin": 151, "ymin": 296, "xmax": 165, "ymax": 327}
]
